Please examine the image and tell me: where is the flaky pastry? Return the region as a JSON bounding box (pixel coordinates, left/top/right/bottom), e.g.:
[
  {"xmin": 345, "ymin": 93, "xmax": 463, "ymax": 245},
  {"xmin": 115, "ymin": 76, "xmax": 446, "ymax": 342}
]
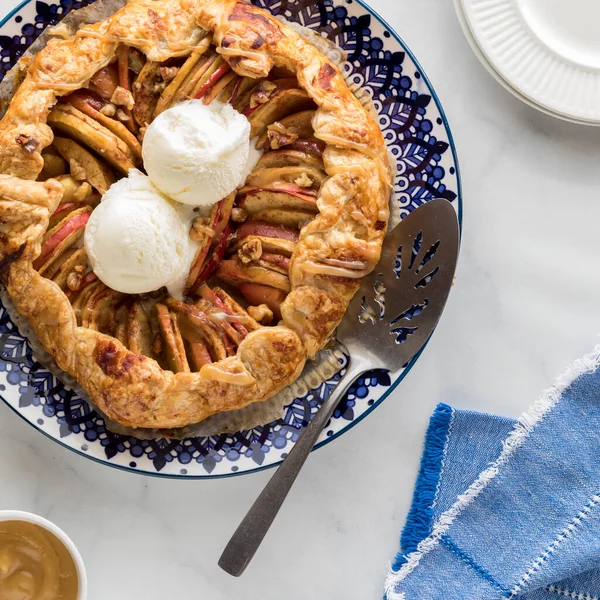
[{"xmin": 0, "ymin": 0, "xmax": 391, "ymax": 430}]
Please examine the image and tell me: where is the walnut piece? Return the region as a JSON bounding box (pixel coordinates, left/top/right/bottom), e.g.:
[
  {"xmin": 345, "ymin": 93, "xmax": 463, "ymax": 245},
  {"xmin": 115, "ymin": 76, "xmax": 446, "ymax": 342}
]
[
  {"xmin": 110, "ymin": 86, "xmax": 135, "ymax": 110},
  {"xmin": 15, "ymin": 134, "xmax": 39, "ymax": 154},
  {"xmin": 238, "ymin": 238, "xmax": 262, "ymax": 264},
  {"xmin": 190, "ymin": 217, "xmax": 214, "ymax": 242},
  {"xmin": 247, "ymin": 304, "xmax": 273, "ymax": 325},
  {"xmin": 66, "ymin": 265, "xmax": 86, "ymax": 292},
  {"xmin": 115, "ymin": 108, "xmax": 130, "ymax": 122},
  {"xmin": 266, "ymin": 122, "xmax": 298, "ymax": 150},
  {"xmin": 231, "ymin": 207, "xmax": 248, "ymax": 223},
  {"xmin": 99, "ymin": 103, "xmax": 116, "ymax": 117},
  {"xmin": 294, "ymin": 172, "xmax": 313, "ymax": 188},
  {"xmin": 159, "ymin": 66, "xmax": 179, "ymax": 83}
]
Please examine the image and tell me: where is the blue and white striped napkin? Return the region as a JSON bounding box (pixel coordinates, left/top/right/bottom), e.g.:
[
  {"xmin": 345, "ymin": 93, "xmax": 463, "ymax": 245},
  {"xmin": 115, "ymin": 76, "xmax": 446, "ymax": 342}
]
[{"xmin": 385, "ymin": 347, "xmax": 600, "ymax": 600}]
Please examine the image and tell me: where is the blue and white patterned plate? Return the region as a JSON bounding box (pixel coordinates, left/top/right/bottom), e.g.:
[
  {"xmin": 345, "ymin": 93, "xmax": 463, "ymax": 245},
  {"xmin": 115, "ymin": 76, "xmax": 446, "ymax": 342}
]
[{"xmin": 0, "ymin": 0, "xmax": 461, "ymax": 477}]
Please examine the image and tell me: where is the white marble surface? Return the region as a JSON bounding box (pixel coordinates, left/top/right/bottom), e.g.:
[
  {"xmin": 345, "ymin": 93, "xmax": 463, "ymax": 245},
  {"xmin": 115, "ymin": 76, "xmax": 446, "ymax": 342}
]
[{"xmin": 2, "ymin": 0, "xmax": 600, "ymax": 598}]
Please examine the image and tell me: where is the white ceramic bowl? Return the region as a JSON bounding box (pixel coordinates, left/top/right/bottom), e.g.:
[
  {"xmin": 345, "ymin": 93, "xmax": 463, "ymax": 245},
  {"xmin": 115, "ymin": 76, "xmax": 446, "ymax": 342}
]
[{"xmin": 0, "ymin": 510, "xmax": 87, "ymax": 600}]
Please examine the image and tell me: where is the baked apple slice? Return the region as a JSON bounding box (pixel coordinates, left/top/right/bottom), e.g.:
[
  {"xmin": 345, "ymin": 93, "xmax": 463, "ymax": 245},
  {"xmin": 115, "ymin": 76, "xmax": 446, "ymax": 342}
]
[
  {"xmin": 215, "ymin": 259, "xmax": 291, "ymax": 292},
  {"xmin": 195, "ymin": 297, "xmax": 245, "ymax": 346},
  {"xmin": 286, "ymin": 139, "xmax": 326, "ymax": 158},
  {"xmin": 155, "ymin": 303, "xmax": 190, "ymax": 373},
  {"xmin": 89, "ymin": 63, "xmax": 119, "ymax": 100},
  {"xmin": 232, "ymin": 234, "xmax": 296, "ymax": 258},
  {"xmin": 71, "ymin": 280, "xmax": 104, "ymax": 324},
  {"xmin": 112, "ymin": 304, "xmax": 129, "ymax": 346},
  {"xmin": 116, "ymin": 45, "xmax": 137, "ymax": 133},
  {"xmin": 34, "ymin": 206, "xmax": 91, "ymax": 273},
  {"xmin": 53, "ymin": 137, "xmax": 116, "ymax": 194},
  {"xmin": 132, "ymin": 60, "xmax": 162, "ymax": 127},
  {"xmin": 47, "ymin": 247, "xmax": 88, "ymax": 290},
  {"xmin": 193, "ymin": 57, "xmax": 231, "ymax": 100},
  {"xmin": 163, "ymin": 298, "xmax": 228, "ymax": 362},
  {"xmin": 153, "ymin": 46, "xmax": 208, "ymax": 117},
  {"xmin": 239, "ymin": 283, "xmax": 287, "ymax": 322},
  {"xmin": 255, "ymin": 149, "xmax": 324, "ymax": 171},
  {"xmin": 81, "ymin": 287, "xmax": 123, "ymax": 332},
  {"xmin": 63, "ymin": 90, "xmax": 142, "ymax": 161},
  {"xmin": 202, "ymin": 70, "xmax": 237, "ymax": 105},
  {"xmin": 252, "ymin": 208, "xmax": 316, "ymax": 229},
  {"xmin": 188, "ymin": 223, "xmax": 231, "ymax": 294},
  {"xmin": 236, "ymin": 220, "xmax": 299, "ymax": 242},
  {"xmin": 238, "ymin": 188, "xmax": 318, "ymax": 216},
  {"xmin": 197, "ymin": 285, "xmax": 260, "ymax": 333},
  {"xmin": 172, "ymin": 53, "xmax": 218, "ymax": 105},
  {"xmin": 255, "ymin": 110, "xmax": 316, "ymax": 150},
  {"xmin": 38, "ymin": 147, "xmax": 67, "ymax": 180},
  {"xmin": 257, "ymin": 252, "xmax": 291, "ymax": 275},
  {"xmin": 245, "ymin": 87, "xmax": 316, "ymax": 138},
  {"xmin": 184, "ymin": 336, "xmax": 213, "ymax": 371},
  {"xmin": 47, "ymin": 104, "xmax": 137, "ymax": 174},
  {"xmin": 127, "ymin": 300, "xmax": 154, "ymax": 358},
  {"xmin": 48, "ymin": 202, "xmax": 77, "ymax": 229},
  {"xmin": 244, "ymin": 166, "xmax": 327, "ymax": 191}
]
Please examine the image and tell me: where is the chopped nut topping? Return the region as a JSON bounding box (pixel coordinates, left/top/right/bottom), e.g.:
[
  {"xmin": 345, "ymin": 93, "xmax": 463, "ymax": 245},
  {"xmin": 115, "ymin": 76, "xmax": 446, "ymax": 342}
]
[
  {"xmin": 247, "ymin": 304, "xmax": 273, "ymax": 325},
  {"xmin": 266, "ymin": 122, "xmax": 298, "ymax": 150},
  {"xmin": 190, "ymin": 217, "xmax": 214, "ymax": 242},
  {"xmin": 15, "ymin": 134, "xmax": 39, "ymax": 154},
  {"xmin": 231, "ymin": 207, "xmax": 248, "ymax": 223},
  {"xmin": 249, "ymin": 81, "xmax": 277, "ymax": 109},
  {"xmin": 238, "ymin": 238, "xmax": 262, "ymax": 264},
  {"xmin": 110, "ymin": 86, "xmax": 135, "ymax": 110},
  {"xmin": 294, "ymin": 172, "xmax": 313, "ymax": 188},
  {"xmin": 153, "ymin": 81, "xmax": 167, "ymax": 94},
  {"xmin": 115, "ymin": 108, "xmax": 130, "ymax": 122},
  {"xmin": 66, "ymin": 265, "xmax": 85, "ymax": 291},
  {"xmin": 159, "ymin": 66, "xmax": 179, "ymax": 83},
  {"xmin": 99, "ymin": 103, "xmax": 116, "ymax": 117}
]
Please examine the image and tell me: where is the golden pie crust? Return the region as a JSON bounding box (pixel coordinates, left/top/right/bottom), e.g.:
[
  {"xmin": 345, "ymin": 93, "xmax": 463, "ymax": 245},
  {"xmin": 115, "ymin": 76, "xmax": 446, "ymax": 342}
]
[{"xmin": 0, "ymin": 0, "xmax": 391, "ymax": 430}]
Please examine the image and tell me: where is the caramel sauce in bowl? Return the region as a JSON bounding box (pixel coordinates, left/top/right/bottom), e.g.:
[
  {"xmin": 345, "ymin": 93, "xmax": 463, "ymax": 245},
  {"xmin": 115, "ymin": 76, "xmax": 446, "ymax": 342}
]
[{"xmin": 0, "ymin": 511, "xmax": 87, "ymax": 600}]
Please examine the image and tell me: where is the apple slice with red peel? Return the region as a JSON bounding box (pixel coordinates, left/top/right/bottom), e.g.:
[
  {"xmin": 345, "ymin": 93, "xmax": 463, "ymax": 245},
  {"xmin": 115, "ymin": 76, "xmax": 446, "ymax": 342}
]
[
  {"xmin": 117, "ymin": 45, "xmax": 137, "ymax": 133},
  {"xmin": 213, "ymin": 192, "xmax": 235, "ymax": 239},
  {"xmin": 71, "ymin": 280, "xmax": 103, "ymax": 321},
  {"xmin": 203, "ymin": 70, "xmax": 237, "ymax": 105},
  {"xmin": 63, "ymin": 90, "xmax": 142, "ymax": 161},
  {"xmin": 256, "ymin": 110, "xmax": 316, "ymax": 150},
  {"xmin": 244, "ymin": 166, "xmax": 327, "ymax": 191},
  {"xmin": 188, "ymin": 223, "xmax": 231, "ymax": 294},
  {"xmin": 233, "ymin": 235, "xmax": 296, "ymax": 258},
  {"xmin": 260, "ymin": 253, "xmax": 291, "ymax": 270},
  {"xmin": 89, "ymin": 63, "xmax": 119, "ymax": 100},
  {"xmin": 246, "ymin": 88, "xmax": 316, "ymax": 138},
  {"xmin": 239, "ymin": 283, "xmax": 287, "ymax": 322},
  {"xmin": 230, "ymin": 77, "xmax": 259, "ymax": 110},
  {"xmin": 255, "ymin": 149, "xmax": 324, "ymax": 171},
  {"xmin": 35, "ymin": 207, "xmax": 91, "ymax": 273},
  {"xmin": 184, "ymin": 337, "xmax": 213, "ymax": 371},
  {"xmin": 194, "ymin": 61, "xmax": 231, "ymax": 100},
  {"xmin": 155, "ymin": 303, "xmax": 190, "ymax": 373},
  {"xmin": 287, "ymin": 140, "xmax": 326, "ymax": 158},
  {"xmin": 196, "ymin": 284, "xmax": 257, "ymax": 337},
  {"xmin": 127, "ymin": 300, "xmax": 154, "ymax": 358},
  {"xmin": 66, "ymin": 271, "xmax": 98, "ymax": 300},
  {"xmin": 216, "ymin": 259, "xmax": 291, "ymax": 292},
  {"xmin": 239, "ymin": 189, "xmax": 318, "ymax": 216},
  {"xmin": 48, "ymin": 202, "xmax": 77, "ymax": 229},
  {"xmin": 82, "ymin": 287, "xmax": 123, "ymax": 333},
  {"xmin": 252, "ymin": 208, "xmax": 315, "ymax": 229},
  {"xmin": 164, "ymin": 298, "xmax": 227, "ymax": 362},
  {"xmin": 172, "ymin": 54, "xmax": 217, "ymax": 106},
  {"xmin": 236, "ymin": 220, "xmax": 299, "ymax": 243},
  {"xmin": 196, "ymin": 297, "xmax": 245, "ymax": 346}
]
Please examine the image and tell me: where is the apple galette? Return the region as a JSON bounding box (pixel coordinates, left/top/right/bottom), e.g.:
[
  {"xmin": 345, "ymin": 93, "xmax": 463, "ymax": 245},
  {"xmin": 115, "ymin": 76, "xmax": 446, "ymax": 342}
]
[{"xmin": 0, "ymin": 0, "xmax": 391, "ymax": 430}]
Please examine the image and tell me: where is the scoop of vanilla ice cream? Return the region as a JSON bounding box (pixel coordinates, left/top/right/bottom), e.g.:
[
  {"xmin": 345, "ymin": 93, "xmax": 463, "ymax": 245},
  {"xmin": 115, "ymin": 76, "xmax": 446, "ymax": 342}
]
[
  {"xmin": 84, "ymin": 170, "xmax": 190, "ymax": 295},
  {"xmin": 142, "ymin": 100, "xmax": 251, "ymax": 207}
]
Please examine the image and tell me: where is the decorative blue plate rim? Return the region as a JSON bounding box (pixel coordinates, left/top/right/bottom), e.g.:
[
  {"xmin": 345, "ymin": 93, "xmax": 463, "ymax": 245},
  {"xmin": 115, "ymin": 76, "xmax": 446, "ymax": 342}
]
[{"xmin": 0, "ymin": 0, "xmax": 462, "ymax": 478}]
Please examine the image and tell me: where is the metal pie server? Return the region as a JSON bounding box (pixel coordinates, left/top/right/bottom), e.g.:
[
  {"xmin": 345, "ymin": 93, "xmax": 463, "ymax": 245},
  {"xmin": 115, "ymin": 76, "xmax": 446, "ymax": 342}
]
[{"xmin": 219, "ymin": 198, "xmax": 460, "ymax": 576}]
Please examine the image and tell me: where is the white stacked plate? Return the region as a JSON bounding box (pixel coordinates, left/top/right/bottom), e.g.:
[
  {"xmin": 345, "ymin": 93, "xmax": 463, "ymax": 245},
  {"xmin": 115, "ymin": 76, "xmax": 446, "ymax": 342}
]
[{"xmin": 455, "ymin": 0, "xmax": 600, "ymax": 125}]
